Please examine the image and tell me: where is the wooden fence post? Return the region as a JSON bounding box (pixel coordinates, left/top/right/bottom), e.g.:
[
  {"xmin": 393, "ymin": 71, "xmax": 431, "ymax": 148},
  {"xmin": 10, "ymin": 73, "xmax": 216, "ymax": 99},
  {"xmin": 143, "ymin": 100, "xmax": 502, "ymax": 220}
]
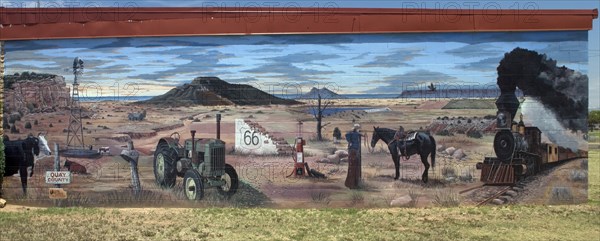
[{"xmin": 121, "ymin": 141, "xmax": 141, "ymax": 196}]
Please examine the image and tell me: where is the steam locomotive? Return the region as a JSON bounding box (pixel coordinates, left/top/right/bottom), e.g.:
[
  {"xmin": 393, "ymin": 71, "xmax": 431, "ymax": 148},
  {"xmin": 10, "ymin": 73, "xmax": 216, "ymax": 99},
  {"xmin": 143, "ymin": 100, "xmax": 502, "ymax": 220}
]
[{"xmin": 476, "ymin": 89, "xmax": 586, "ymax": 185}]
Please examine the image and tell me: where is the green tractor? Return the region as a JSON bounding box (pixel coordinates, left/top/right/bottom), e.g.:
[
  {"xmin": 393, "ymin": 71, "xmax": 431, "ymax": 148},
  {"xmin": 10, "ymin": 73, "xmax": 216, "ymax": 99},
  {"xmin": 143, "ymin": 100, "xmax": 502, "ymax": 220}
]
[{"xmin": 153, "ymin": 116, "xmax": 238, "ymax": 200}]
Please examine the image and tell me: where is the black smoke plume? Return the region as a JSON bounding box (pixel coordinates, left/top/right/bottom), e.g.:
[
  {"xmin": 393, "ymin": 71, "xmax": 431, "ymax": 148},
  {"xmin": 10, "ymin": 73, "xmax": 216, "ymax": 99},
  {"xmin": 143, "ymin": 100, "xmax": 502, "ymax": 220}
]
[{"xmin": 497, "ymin": 47, "xmax": 588, "ymax": 132}]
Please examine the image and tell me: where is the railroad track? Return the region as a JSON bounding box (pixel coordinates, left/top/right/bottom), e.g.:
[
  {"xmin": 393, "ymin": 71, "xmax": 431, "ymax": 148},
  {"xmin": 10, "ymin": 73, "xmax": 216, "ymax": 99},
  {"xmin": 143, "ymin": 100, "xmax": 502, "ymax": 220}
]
[
  {"xmin": 462, "ymin": 157, "xmax": 587, "ymax": 206},
  {"xmin": 461, "ymin": 184, "xmax": 521, "ymax": 206},
  {"xmin": 475, "ymin": 186, "xmax": 513, "ymax": 206}
]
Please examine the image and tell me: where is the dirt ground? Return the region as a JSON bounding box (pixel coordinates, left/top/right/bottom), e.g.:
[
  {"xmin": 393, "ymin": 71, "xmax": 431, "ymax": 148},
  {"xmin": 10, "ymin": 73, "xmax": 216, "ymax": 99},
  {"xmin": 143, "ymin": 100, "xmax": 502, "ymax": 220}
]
[{"xmin": 1, "ymin": 98, "xmax": 588, "ymax": 208}]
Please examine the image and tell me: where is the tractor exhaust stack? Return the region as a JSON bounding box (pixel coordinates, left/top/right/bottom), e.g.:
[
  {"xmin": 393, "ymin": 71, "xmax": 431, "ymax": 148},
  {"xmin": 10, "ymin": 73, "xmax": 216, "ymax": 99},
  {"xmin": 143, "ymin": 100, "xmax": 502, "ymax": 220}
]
[
  {"xmin": 191, "ymin": 130, "xmax": 198, "ymax": 165},
  {"xmin": 216, "ymin": 114, "xmax": 221, "ymax": 140}
]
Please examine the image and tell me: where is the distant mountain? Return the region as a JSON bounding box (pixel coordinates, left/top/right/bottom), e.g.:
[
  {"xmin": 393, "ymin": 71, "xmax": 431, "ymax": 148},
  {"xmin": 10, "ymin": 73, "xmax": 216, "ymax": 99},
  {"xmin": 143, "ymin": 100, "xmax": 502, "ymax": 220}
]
[
  {"xmin": 139, "ymin": 77, "xmax": 301, "ymax": 106},
  {"xmin": 397, "ymin": 88, "xmax": 524, "ymax": 99},
  {"xmin": 298, "ymin": 87, "xmax": 347, "ymax": 99}
]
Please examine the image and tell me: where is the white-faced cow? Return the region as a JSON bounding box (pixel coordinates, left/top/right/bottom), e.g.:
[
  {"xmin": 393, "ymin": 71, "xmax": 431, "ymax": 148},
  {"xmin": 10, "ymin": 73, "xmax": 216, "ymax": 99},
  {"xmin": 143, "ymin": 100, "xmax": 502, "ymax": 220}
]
[{"xmin": 2, "ymin": 133, "xmax": 52, "ymax": 195}]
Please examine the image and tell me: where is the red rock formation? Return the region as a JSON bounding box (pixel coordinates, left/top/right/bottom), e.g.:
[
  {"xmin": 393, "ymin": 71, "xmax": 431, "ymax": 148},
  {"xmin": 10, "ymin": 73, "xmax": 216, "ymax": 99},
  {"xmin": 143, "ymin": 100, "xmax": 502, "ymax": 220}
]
[{"xmin": 3, "ymin": 74, "xmax": 71, "ymax": 114}]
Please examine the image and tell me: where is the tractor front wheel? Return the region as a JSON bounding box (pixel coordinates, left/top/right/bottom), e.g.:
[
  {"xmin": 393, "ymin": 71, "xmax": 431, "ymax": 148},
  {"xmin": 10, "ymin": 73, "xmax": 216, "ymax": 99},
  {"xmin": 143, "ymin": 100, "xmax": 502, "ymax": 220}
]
[
  {"xmin": 183, "ymin": 169, "xmax": 204, "ymax": 201},
  {"xmin": 153, "ymin": 142, "xmax": 177, "ymax": 188},
  {"xmin": 217, "ymin": 164, "xmax": 239, "ymax": 198}
]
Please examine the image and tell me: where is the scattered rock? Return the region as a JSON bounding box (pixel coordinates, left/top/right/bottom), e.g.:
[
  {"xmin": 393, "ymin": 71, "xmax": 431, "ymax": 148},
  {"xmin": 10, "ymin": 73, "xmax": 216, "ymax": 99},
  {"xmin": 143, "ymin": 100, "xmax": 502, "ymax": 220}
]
[
  {"xmin": 505, "ymin": 190, "xmax": 518, "ymax": 197},
  {"xmin": 436, "ymin": 145, "xmax": 445, "ymax": 152},
  {"xmin": 491, "ymin": 199, "xmax": 504, "ymax": 205},
  {"xmin": 512, "ymin": 187, "xmax": 524, "ymax": 192},
  {"xmin": 444, "ymin": 147, "xmax": 456, "ymax": 155},
  {"xmin": 340, "ymin": 158, "xmax": 348, "ymax": 163},
  {"xmin": 390, "ymin": 195, "xmax": 413, "ymax": 207},
  {"xmin": 318, "ymin": 158, "xmax": 331, "ymax": 163},
  {"xmin": 326, "ymin": 154, "xmax": 340, "ymax": 163},
  {"xmin": 445, "ymin": 177, "xmax": 456, "ymax": 182},
  {"xmin": 499, "ymin": 195, "xmax": 514, "ymax": 203},
  {"xmin": 452, "ymin": 149, "xmax": 466, "ymax": 159},
  {"xmin": 335, "ymin": 150, "xmax": 349, "ymax": 158},
  {"xmin": 0, "ymin": 198, "xmax": 6, "ymax": 208}
]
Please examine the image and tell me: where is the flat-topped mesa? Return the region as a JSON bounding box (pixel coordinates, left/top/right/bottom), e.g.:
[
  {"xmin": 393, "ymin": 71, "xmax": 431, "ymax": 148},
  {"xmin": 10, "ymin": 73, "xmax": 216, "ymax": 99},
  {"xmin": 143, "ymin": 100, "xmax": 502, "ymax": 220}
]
[
  {"xmin": 140, "ymin": 76, "xmax": 301, "ymax": 106},
  {"xmin": 190, "ymin": 76, "xmax": 230, "ymax": 87}
]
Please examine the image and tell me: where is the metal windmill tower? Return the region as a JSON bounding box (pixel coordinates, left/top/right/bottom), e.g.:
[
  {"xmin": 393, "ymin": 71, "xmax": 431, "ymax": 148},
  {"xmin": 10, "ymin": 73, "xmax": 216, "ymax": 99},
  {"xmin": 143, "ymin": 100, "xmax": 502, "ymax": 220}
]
[{"xmin": 66, "ymin": 57, "xmax": 85, "ymax": 149}]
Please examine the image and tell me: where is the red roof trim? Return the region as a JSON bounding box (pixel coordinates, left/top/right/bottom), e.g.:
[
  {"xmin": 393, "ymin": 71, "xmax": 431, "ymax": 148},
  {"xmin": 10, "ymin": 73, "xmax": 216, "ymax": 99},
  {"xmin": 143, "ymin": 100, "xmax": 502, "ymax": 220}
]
[{"xmin": 1, "ymin": 7, "xmax": 597, "ymax": 40}]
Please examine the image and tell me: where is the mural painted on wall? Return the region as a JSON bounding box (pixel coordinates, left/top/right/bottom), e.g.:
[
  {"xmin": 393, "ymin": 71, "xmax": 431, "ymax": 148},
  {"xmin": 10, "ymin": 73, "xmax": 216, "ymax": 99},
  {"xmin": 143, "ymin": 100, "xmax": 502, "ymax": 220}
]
[{"xmin": 0, "ymin": 31, "xmax": 590, "ymax": 207}]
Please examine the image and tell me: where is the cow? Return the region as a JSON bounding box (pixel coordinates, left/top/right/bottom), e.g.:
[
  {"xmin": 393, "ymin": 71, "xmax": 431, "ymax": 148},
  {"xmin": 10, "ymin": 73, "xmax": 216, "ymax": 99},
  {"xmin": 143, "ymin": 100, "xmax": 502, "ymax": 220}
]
[
  {"xmin": 98, "ymin": 146, "xmax": 110, "ymax": 155},
  {"xmin": 2, "ymin": 133, "xmax": 51, "ymax": 195},
  {"xmin": 64, "ymin": 159, "xmax": 88, "ymax": 174}
]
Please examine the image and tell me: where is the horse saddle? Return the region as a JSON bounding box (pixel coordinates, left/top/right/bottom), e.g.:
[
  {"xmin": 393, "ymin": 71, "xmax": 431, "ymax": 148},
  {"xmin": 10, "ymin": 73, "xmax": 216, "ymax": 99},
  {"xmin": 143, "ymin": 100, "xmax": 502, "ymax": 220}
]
[
  {"xmin": 398, "ymin": 132, "xmax": 418, "ymax": 158},
  {"xmin": 404, "ymin": 132, "xmax": 417, "ymax": 141}
]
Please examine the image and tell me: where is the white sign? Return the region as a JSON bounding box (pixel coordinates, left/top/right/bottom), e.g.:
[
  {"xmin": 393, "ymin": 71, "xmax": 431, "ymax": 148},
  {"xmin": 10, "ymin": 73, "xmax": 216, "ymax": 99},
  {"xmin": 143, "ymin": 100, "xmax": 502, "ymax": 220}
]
[
  {"xmin": 45, "ymin": 171, "xmax": 72, "ymax": 184},
  {"xmin": 296, "ymin": 152, "xmax": 304, "ymax": 163},
  {"xmin": 234, "ymin": 119, "xmax": 279, "ymax": 155}
]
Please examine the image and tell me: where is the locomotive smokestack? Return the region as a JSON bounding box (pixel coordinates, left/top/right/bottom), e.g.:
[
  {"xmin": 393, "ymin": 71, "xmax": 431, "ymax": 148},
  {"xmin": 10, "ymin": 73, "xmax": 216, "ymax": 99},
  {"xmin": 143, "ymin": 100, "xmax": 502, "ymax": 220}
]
[
  {"xmin": 191, "ymin": 130, "xmax": 197, "ymax": 165},
  {"xmin": 495, "ymin": 88, "xmax": 520, "ymax": 124}
]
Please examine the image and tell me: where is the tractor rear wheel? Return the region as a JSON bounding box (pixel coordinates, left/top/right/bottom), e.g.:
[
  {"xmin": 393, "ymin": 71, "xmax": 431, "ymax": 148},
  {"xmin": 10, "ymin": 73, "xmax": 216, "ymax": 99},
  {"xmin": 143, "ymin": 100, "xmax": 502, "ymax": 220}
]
[
  {"xmin": 183, "ymin": 169, "xmax": 204, "ymax": 201},
  {"xmin": 217, "ymin": 164, "xmax": 239, "ymax": 198},
  {"xmin": 153, "ymin": 142, "xmax": 177, "ymax": 188}
]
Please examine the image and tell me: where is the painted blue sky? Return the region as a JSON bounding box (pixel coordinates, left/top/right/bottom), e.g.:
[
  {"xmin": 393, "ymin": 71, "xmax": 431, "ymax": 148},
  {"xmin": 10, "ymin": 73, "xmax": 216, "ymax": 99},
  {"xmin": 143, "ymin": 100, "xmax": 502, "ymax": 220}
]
[
  {"xmin": 4, "ymin": 32, "xmax": 589, "ymax": 96},
  {"xmin": 0, "ymin": 0, "xmax": 600, "ymax": 108}
]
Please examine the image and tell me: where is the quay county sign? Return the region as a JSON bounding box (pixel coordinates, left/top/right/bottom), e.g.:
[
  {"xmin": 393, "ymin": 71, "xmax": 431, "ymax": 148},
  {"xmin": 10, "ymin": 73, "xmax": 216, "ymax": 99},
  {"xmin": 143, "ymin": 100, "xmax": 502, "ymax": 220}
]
[{"xmin": 45, "ymin": 171, "xmax": 72, "ymax": 184}]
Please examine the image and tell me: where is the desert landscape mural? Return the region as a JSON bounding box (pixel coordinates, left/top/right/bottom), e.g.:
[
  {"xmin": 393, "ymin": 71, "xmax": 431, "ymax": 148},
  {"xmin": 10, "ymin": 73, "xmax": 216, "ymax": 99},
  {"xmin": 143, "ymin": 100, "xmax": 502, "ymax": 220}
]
[{"xmin": 1, "ymin": 31, "xmax": 590, "ymax": 208}]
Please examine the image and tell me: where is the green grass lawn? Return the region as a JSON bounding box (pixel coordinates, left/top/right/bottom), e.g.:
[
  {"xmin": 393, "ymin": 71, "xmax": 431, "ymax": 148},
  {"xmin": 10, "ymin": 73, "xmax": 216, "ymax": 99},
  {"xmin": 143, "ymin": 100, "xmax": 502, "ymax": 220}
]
[
  {"xmin": 1, "ymin": 151, "xmax": 599, "ymax": 241},
  {"xmin": 589, "ymin": 149, "xmax": 599, "ymax": 204}
]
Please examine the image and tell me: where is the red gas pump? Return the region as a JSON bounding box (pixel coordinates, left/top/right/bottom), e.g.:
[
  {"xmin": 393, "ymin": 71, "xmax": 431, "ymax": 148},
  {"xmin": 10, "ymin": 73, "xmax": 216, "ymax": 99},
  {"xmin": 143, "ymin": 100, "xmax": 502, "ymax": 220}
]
[
  {"xmin": 292, "ymin": 137, "xmax": 308, "ymax": 176},
  {"xmin": 289, "ymin": 121, "xmax": 309, "ymax": 177}
]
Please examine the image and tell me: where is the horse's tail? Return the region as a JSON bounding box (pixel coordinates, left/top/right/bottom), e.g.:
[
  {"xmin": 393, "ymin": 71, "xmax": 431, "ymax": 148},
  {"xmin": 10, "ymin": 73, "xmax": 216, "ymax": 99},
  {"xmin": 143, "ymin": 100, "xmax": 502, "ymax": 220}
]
[{"xmin": 429, "ymin": 135, "xmax": 436, "ymax": 169}]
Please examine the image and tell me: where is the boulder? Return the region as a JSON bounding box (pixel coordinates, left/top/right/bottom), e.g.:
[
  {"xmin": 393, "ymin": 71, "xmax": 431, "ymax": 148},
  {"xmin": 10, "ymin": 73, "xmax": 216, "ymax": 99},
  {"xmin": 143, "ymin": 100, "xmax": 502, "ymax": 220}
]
[
  {"xmin": 491, "ymin": 199, "xmax": 504, "ymax": 205},
  {"xmin": 340, "ymin": 158, "xmax": 348, "ymax": 163},
  {"xmin": 499, "ymin": 195, "xmax": 514, "ymax": 203},
  {"xmin": 390, "ymin": 195, "xmax": 413, "ymax": 207},
  {"xmin": 335, "ymin": 150, "xmax": 349, "ymax": 158},
  {"xmin": 436, "ymin": 145, "xmax": 445, "ymax": 152},
  {"xmin": 444, "ymin": 147, "xmax": 456, "ymax": 155},
  {"xmin": 0, "ymin": 198, "xmax": 6, "ymax": 208},
  {"xmin": 318, "ymin": 158, "xmax": 330, "ymax": 163},
  {"xmin": 505, "ymin": 190, "xmax": 518, "ymax": 197},
  {"xmin": 326, "ymin": 154, "xmax": 340, "ymax": 163},
  {"xmin": 512, "ymin": 187, "xmax": 524, "ymax": 192},
  {"xmin": 452, "ymin": 149, "xmax": 466, "ymax": 159}
]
